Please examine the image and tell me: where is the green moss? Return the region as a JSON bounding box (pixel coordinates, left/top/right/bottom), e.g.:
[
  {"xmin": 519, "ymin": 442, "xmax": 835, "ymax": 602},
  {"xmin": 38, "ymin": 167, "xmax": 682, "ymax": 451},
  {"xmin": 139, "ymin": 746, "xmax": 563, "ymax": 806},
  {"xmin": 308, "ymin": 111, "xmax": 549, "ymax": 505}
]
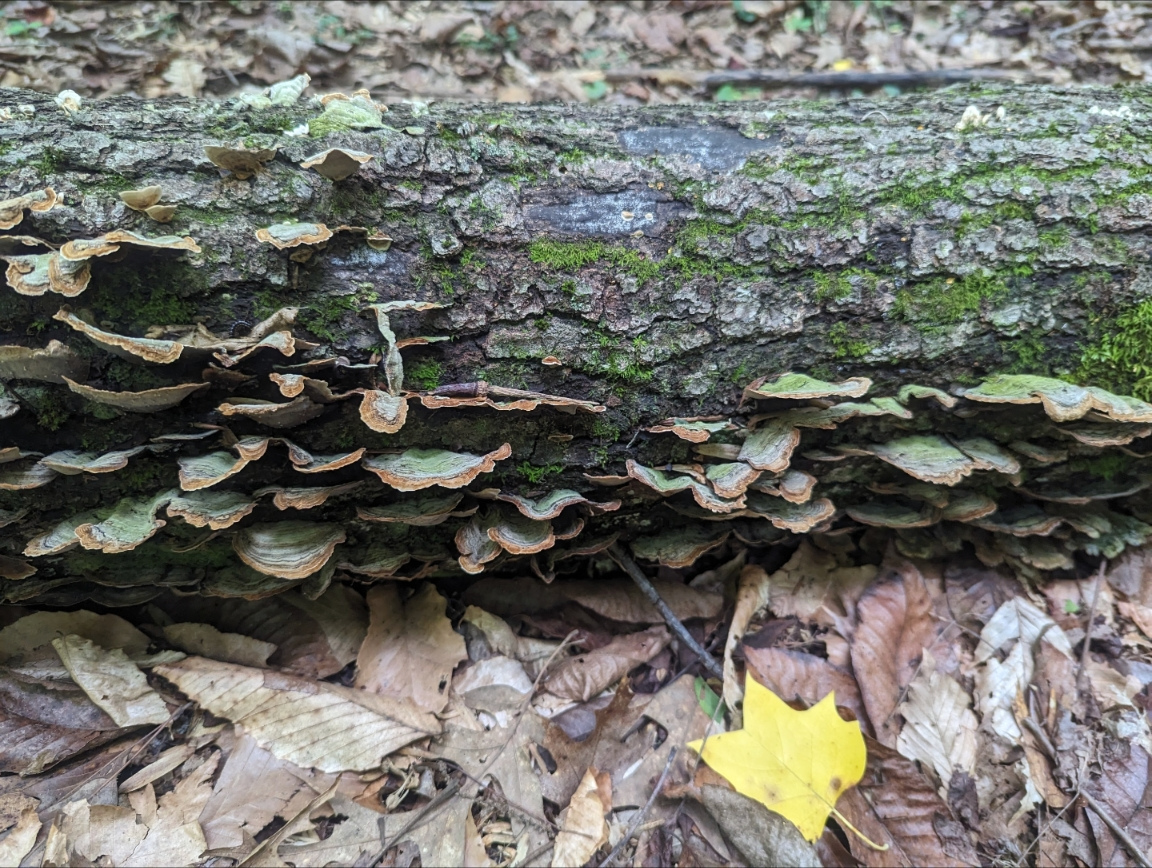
[
  {"xmin": 9, "ymin": 383, "xmax": 69, "ymax": 430},
  {"xmin": 827, "ymin": 322, "xmax": 874, "ymax": 359},
  {"xmin": 88, "ymin": 261, "xmax": 203, "ymax": 330},
  {"xmin": 407, "ymin": 359, "xmax": 443, "ymax": 390},
  {"xmin": 1038, "ymin": 225, "xmax": 1071, "ymax": 250},
  {"xmin": 1068, "ymin": 453, "xmax": 1129, "ymax": 482},
  {"xmin": 528, "ymin": 240, "xmax": 660, "ymax": 283},
  {"xmin": 894, "ymin": 271, "xmax": 1010, "ymax": 325},
  {"xmin": 518, "ymin": 461, "xmax": 563, "ymax": 484},
  {"xmin": 33, "ymin": 146, "xmax": 63, "ymax": 175},
  {"xmin": 1079, "ymin": 298, "xmax": 1152, "ymax": 399}
]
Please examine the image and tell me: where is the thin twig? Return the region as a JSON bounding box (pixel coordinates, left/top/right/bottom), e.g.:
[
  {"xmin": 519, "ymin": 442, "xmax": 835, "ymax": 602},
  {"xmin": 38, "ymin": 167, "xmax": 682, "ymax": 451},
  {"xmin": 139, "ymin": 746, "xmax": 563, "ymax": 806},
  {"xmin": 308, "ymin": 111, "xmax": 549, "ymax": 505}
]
[
  {"xmin": 1081, "ymin": 791, "xmax": 1152, "ymax": 868},
  {"xmin": 608, "ymin": 543, "xmax": 724, "ymax": 681},
  {"xmin": 354, "ymin": 781, "xmax": 463, "ymax": 868},
  {"xmin": 597, "ymin": 747, "xmax": 678, "ymax": 868},
  {"xmin": 1021, "ymin": 716, "xmax": 1151, "ymax": 868},
  {"xmin": 1078, "ymin": 560, "xmax": 1106, "ymax": 690},
  {"xmin": 701, "ymin": 67, "xmax": 1023, "ymax": 90}
]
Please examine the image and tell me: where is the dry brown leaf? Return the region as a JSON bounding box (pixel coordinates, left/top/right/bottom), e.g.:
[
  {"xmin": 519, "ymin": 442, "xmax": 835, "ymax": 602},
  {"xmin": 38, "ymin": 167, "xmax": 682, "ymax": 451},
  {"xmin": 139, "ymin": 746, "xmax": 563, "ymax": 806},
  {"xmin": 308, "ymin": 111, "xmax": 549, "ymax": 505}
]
[
  {"xmin": 699, "ymin": 785, "xmax": 819, "ymax": 867},
  {"xmin": 552, "ymin": 767, "xmax": 611, "ymax": 868},
  {"xmin": 163, "ymin": 622, "xmax": 276, "ymax": 668},
  {"xmin": 120, "ymin": 744, "xmax": 195, "ymax": 793},
  {"xmin": 156, "ymin": 656, "xmax": 440, "ymax": 772},
  {"xmin": 125, "ymin": 752, "xmax": 217, "ymax": 866},
  {"xmin": 543, "ymin": 626, "xmax": 669, "ymax": 703},
  {"xmin": 0, "ymin": 804, "xmax": 40, "ymax": 866},
  {"xmin": 743, "ymin": 646, "xmax": 868, "ymax": 733},
  {"xmin": 723, "ymin": 564, "xmax": 770, "ymax": 719},
  {"xmin": 280, "ymin": 793, "xmax": 382, "ymax": 866},
  {"xmin": 895, "ymin": 648, "xmax": 978, "ymax": 792},
  {"xmin": 835, "ymin": 739, "xmax": 977, "ymax": 867},
  {"xmin": 769, "ymin": 540, "xmax": 877, "ymax": 627},
  {"xmin": 850, "ymin": 562, "xmax": 939, "ymax": 746},
  {"xmin": 463, "ymin": 807, "xmax": 494, "ymax": 867},
  {"xmin": 198, "ymin": 730, "xmax": 335, "ymax": 850},
  {"xmin": 1083, "ymin": 742, "xmax": 1152, "ymax": 867},
  {"xmin": 52, "ymin": 634, "xmax": 172, "ymax": 727},
  {"xmin": 355, "ymin": 583, "xmax": 468, "ymax": 713}
]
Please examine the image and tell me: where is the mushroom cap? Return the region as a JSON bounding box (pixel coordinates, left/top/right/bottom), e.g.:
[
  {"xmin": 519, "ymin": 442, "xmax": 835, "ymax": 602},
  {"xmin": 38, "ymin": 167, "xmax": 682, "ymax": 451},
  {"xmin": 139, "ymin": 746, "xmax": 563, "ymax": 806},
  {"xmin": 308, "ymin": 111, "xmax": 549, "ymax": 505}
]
[
  {"xmin": 166, "ymin": 490, "xmax": 257, "ymax": 529},
  {"xmin": 55, "ymin": 307, "xmax": 184, "ymax": 364},
  {"xmin": 744, "ymin": 372, "xmax": 872, "ymax": 401},
  {"xmin": 204, "ymin": 145, "xmax": 277, "ymax": 178},
  {"xmin": 119, "ymin": 186, "xmax": 163, "ymax": 211},
  {"xmin": 737, "ymin": 419, "xmax": 801, "ymax": 473},
  {"xmin": 233, "ymin": 521, "xmax": 346, "ymax": 579},
  {"xmin": 63, "ymin": 377, "xmax": 209, "ymax": 413},
  {"xmin": 362, "ymin": 444, "xmax": 513, "ymax": 491},
  {"xmin": 300, "ymin": 148, "xmax": 374, "ymax": 181},
  {"xmin": 359, "ymin": 390, "xmax": 408, "ymax": 433},
  {"xmin": 0, "ymin": 341, "xmax": 88, "ymax": 383},
  {"xmin": 255, "ymin": 222, "xmax": 334, "ymax": 249},
  {"xmin": 217, "ymin": 396, "xmax": 325, "ymax": 429}
]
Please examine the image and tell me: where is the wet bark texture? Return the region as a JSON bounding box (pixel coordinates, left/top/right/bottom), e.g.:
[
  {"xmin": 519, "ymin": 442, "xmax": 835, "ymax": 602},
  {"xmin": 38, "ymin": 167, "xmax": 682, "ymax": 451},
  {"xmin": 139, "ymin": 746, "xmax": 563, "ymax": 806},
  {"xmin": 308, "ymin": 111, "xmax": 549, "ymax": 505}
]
[{"xmin": 1, "ymin": 83, "xmax": 1150, "ymax": 603}]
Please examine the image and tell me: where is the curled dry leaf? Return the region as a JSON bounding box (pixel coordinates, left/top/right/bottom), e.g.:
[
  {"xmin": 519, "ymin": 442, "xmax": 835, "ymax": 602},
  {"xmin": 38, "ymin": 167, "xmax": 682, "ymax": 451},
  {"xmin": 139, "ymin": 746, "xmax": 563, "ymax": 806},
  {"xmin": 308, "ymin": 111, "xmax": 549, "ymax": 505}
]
[
  {"xmin": 724, "ymin": 564, "xmax": 770, "ymax": 714},
  {"xmin": 52, "ymin": 634, "xmax": 172, "ymax": 727},
  {"xmin": 543, "ymin": 625, "xmax": 669, "ymax": 702},
  {"xmin": 162, "ymin": 623, "xmax": 276, "ymax": 668},
  {"xmin": 895, "ymin": 648, "xmax": 978, "ymax": 791},
  {"xmin": 551, "ymin": 767, "xmax": 611, "ymax": 868}
]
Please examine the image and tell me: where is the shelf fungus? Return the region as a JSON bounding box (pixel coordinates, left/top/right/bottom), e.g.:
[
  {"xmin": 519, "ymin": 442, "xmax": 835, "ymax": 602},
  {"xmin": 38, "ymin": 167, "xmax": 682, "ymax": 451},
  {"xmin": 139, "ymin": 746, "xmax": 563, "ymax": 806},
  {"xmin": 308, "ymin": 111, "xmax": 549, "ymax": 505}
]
[
  {"xmin": 282, "ymin": 441, "xmax": 365, "ymax": 473},
  {"xmin": 940, "ymin": 492, "xmax": 999, "ymax": 522},
  {"xmin": 54, "ymin": 307, "xmax": 184, "ymax": 364},
  {"xmin": 338, "ymin": 547, "xmax": 412, "ymax": 579},
  {"xmin": 1057, "ymin": 423, "xmax": 1152, "ymax": 448},
  {"xmin": 204, "ymin": 144, "xmax": 277, "ymax": 179},
  {"xmin": 0, "ymin": 341, "xmax": 87, "ymax": 383},
  {"xmin": 119, "ymin": 186, "xmax": 175, "ymax": 222},
  {"xmin": 255, "ymin": 222, "xmax": 334, "ymax": 250},
  {"xmin": 0, "ymin": 556, "xmax": 35, "ymax": 581},
  {"xmin": 420, "ymin": 382, "xmax": 605, "ymax": 414},
  {"xmin": 737, "ymin": 419, "xmax": 801, "ymax": 473},
  {"xmin": 39, "ymin": 447, "xmax": 148, "ymax": 475},
  {"xmin": 0, "ymin": 459, "xmax": 58, "ymax": 491},
  {"xmin": 0, "ymin": 188, "xmax": 57, "ymax": 230},
  {"xmin": 217, "ymin": 396, "xmax": 326, "ymax": 429},
  {"xmin": 626, "ymin": 460, "xmax": 746, "ymax": 513},
  {"xmin": 847, "ymin": 501, "xmax": 941, "ymax": 529},
  {"xmin": 644, "ymin": 417, "xmax": 733, "ymax": 443},
  {"xmin": 971, "ymin": 505, "xmax": 1064, "ymax": 537},
  {"xmin": 166, "ymin": 490, "xmax": 257, "ymax": 529},
  {"xmin": 631, "ymin": 527, "xmax": 730, "ymax": 568},
  {"xmin": 741, "ymin": 494, "xmax": 836, "ymax": 533},
  {"xmin": 23, "ymin": 509, "xmax": 105, "ymax": 557},
  {"xmin": 846, "ymin": 435, "xmax": 982, "ymax": 486},
  {"xmin": 753, "ymin": 469, "xmax": 817, "ymax": 504},
  {"xmin": 176, "ymin": 437, "xmax": 271, "ymax": 491},
  {"xmin": 300, "ymin": 148, "xmax": 374, "ymax": 181},
  {"xmin": 456, "ymin": 510, "xmax": 503, "ymax": 574},
  {"xmin": 233, "ymin": 522, "xmax": 345, "ymax": 579},
  {"xmin": 255, "ymin": 481, "xmax": 363, "ymax": 511},
  {"xmin": 4, "ymin": 252, "xmax": 90, "ymax": 297},
  {"xmin": 496, "ymin": 490, "xmax": 620, "ymax": 521},
  {"xmin": 897, "ymin": 384, "xmax": 958, "ymax": 408},
  {"xmin": 488, "ymin": 509, "xmax": 558, "ymax": 556},
  {"xmin": 63, "ymin": 377, "xmax": 209, "ymax": 413},
  {"xmin": 74, "ymin": 491, "xmax": 175, "ymax": 554},
  {"xmin": 362, "ymin": 444, "xmax": 513, "ymax": 491},
  {"xmin": 961, "ymin": 375, "xmax": 1152, "ymax": 423},
  {"xmin": 359, "ymin": 390, "xmax": 408, "ymax": 434},
  {"xmin": 269, "ymin": 373, "xmax": 350, "ymax": 403},
  {"xmin": 743, "ymin": 372, "xmax": 872, "ymax": 402},
  {"xmin": 357, "ymin": 492, "xmax": 472, "ymax": 526},
  {"xmin": 311, "ymin": 92, "xmax": 385, "ymax": 132}
]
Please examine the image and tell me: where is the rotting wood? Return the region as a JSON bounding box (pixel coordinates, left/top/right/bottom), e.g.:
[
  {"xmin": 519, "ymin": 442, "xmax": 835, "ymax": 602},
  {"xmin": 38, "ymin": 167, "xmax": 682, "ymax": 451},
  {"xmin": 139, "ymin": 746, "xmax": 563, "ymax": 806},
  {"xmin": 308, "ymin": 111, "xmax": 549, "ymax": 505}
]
[{"xmin": 3, "ymin": 83, "xmax": 1152, "ymax": 603}]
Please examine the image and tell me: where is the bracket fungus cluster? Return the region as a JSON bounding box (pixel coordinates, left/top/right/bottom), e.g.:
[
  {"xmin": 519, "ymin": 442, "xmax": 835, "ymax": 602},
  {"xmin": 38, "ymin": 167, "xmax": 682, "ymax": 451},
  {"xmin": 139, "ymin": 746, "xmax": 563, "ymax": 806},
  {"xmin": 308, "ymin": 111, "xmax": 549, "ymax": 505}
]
[{"xmin": 5, "ymin": 101, "xmax": 1152, "ymax": 607}]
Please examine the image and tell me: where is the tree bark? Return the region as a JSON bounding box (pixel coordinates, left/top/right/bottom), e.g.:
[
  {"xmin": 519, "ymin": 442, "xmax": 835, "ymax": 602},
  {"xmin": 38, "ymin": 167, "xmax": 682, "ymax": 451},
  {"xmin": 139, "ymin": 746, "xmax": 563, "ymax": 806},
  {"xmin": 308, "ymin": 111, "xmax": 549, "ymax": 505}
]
[{"xmin": 0, "ymin": 83, "xmax": 1148, "ymax": 602}]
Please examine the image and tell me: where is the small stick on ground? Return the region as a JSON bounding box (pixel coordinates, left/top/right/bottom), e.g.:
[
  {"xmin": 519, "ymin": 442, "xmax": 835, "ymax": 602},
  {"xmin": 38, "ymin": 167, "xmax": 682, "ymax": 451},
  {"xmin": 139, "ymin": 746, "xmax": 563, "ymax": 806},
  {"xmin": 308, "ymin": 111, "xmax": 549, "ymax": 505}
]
[
  {"xmin": 608, "ymin": 543, "xmax": 724, "ymax": 681},
  {"xmin": 1078, "ymin": 559, "xmax": 1106, "ymax": 690},
  {"xmin": 597, "ymin": 747, "xmax": 678, "ymax": 868}
]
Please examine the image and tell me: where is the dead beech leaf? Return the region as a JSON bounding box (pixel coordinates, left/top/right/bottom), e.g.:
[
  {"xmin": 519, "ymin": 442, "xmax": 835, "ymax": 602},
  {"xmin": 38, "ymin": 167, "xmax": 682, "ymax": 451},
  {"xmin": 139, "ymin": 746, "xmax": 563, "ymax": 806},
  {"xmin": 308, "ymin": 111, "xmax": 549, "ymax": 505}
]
[
  {"xmin": 743, "ymin": 646, "xmax": 868, "ymax": 733},
  {"xmin": 724, "ymin": 564, "xmax": 770, "ymax": 718},
  {"xmin": 119, "ymin": 743, "xmax": 195, "ymax": 793},
  {"xmin": 0, "ymin": 805, "xmax": 40, "ymax": 866},
  {"xmin": 163, "ymin": 622, "xmax": 276, "ymax": 668},
  {"xmin": 699, "ymin": 785, "xmax": 819, "ymax": 867},
  {"xmin": 52, "ymin": 634, "xmax": 171, "ymax": 727},
  {"xmin": 1083, "ymin": 743, "xmax": 1152, "ymax": 866},
  {"xmin": 552, "ymin": 767, "xmax": 611, "ymax": 868},
  {"xmin": 155, "ymin": 656, "xmax": 440, "ymax": 772},
  {"xmin": 850, "ymin": 561, "xmax": 939, "ymax": 746},
  {"xmin": 198, "ymin": 731, "xmax": 335, "ymax": 850},
  {"xmin": 895, "ymin": 649, "xmax": 978, "ymax": 791},
  {"xmin": 769, "ymin": 540, "xmax": 877, "ymax": 627},
  {"xmin": 544, "ymin": 626, "xmax": 669, "ymax": 703},
  {"xmin": 835, "ymin": 739, "xmax": 977, "ymax": 868},
  {"xmin": 355, "ymin": 583, "xmax": 467, "ymax": 713}
]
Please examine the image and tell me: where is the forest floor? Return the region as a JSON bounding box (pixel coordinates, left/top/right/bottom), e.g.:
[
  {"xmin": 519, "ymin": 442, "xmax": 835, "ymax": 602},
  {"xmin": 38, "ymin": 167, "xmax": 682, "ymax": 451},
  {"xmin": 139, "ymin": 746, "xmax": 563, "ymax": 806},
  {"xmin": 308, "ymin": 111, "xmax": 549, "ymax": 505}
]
[{"xmin": 0, "ymin": 2, "xmax": 1151, "ymax": 867}]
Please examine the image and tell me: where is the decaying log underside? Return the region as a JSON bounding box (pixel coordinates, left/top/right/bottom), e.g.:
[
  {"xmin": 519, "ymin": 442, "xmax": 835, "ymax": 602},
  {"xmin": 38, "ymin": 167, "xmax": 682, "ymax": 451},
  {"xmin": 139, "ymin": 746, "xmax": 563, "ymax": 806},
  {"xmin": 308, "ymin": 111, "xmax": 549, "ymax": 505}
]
[{"xmin": 2, "ymin": 83, "xmax": 1152, "ymax": 604}]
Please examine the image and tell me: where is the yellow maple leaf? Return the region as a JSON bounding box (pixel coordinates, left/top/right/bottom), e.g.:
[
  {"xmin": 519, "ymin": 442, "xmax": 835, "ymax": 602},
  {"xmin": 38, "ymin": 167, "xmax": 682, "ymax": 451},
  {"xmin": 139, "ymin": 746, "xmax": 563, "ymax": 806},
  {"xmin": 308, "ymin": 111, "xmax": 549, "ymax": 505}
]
[{"xmin": 688, "ymin": 676, "xmax": 866, "ymax": 842}]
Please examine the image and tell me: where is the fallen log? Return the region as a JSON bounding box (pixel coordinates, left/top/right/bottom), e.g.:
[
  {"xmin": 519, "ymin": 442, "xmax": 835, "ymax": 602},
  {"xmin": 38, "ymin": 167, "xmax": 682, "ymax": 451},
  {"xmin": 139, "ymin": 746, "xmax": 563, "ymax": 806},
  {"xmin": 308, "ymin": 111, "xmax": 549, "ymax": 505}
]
[{"xmin": 1, "ymin": 82, "xmax": 1150, "ymax": 604}]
